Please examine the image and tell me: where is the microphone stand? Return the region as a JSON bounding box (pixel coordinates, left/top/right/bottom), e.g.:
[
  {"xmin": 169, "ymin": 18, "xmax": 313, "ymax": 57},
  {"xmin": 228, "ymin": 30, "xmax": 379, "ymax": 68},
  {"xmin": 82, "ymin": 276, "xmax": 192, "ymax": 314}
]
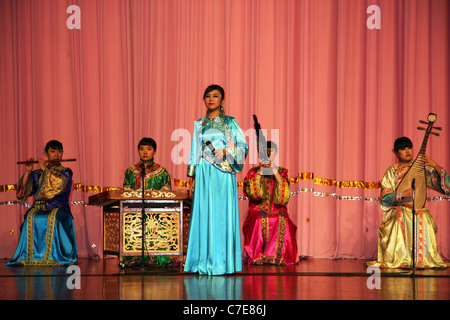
[
  {"xmin": 411, "ymin": 178, "xmax": 419, "ymax": 300},
  {"xmin": 133, "ymin": 163, "xmax": 151, "ymax": 271},
  {"xmin": 141, "ymin": 164, "xmax": 145, "ymax": 269},
  {"xmin": 411, "ymin": 178, "xmax": 416, "ymax": 273}
]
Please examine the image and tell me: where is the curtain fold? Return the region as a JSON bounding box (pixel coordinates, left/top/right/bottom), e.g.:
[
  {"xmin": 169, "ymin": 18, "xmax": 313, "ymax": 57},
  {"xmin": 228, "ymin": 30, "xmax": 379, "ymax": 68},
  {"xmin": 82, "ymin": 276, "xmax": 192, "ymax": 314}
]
[{"xmin": 1, "ymin": 0, "xmax": 448, "ymax": 260}]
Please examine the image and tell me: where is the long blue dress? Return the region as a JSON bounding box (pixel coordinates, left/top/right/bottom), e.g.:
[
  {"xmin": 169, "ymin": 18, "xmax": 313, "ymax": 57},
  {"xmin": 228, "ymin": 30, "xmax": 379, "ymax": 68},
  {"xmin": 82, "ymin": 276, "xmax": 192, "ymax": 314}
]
[
  {"xmin": 7, "ymin": 165, "xmax": 78, "ymax": 266},
  {"xmin": 184, "ymin": 108, "xmax": 248, "ymax": 275}
]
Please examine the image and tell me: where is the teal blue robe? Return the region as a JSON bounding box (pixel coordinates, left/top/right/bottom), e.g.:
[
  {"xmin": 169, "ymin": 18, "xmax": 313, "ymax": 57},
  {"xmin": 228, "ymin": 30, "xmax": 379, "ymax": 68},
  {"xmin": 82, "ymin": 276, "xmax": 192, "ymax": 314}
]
[
  {"xmin": 184, "ymin": 108, "xmax": 248, "ymax": 275},
  {"xmin": 7, "ymin": 165, "xmax": 78, "ymax": 266}
]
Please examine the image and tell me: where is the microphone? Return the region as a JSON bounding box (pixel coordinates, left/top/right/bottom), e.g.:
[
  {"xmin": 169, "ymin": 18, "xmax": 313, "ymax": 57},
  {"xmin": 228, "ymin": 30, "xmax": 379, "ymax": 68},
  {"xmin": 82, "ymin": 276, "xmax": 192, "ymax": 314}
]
[
  {"xmin": 141, "ymin": 163, "xmax": 148, "ymax": 182},
  {"xmin": 411, "ymin": 178, "xmax": 415, "ymax": 190},
  {"xmin": 205, "ymin": 141, "xmax": 225, "ymax": 161},
  {"xmin": 205, "ymin": 141, "xmax": 215, "ymax": 153}
]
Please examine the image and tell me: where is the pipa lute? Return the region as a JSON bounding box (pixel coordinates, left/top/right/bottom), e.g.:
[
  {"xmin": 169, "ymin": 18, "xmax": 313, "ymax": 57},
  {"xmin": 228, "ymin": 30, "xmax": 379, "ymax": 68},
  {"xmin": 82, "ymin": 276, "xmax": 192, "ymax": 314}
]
[{"xmin": 395, "ymin": 113, "xmax": 442, "ymax": 209}]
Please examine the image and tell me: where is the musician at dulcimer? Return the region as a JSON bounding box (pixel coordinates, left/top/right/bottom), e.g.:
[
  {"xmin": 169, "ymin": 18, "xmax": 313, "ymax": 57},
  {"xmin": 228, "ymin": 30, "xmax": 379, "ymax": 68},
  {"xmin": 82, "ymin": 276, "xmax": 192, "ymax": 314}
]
[
  {"xmin": 367, "ymin": 137, "xmax": 450, "ymax": 269},
  {"xmin": 123, "ymin": 137, "xmax": 172, "ymax": 191},
  {"xmin": 7, "ymin": 140, "xmax": 78, "ymax": 266},
  {"xmin": 122, "ymin": 137, "xmax": 174, "ymax": 267}
]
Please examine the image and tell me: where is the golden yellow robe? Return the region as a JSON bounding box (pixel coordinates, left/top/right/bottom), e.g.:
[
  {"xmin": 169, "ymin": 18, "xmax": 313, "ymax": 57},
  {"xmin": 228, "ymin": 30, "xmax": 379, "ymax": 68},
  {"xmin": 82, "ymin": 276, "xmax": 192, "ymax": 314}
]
[{"xmin": 369, "ymin": 162, "xmax": 450, "ymax": 269}]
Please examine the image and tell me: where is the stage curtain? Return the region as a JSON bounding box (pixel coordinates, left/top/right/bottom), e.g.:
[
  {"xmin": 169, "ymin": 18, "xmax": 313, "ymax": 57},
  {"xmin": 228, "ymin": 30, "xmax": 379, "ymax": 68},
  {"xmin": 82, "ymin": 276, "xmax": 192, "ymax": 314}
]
[{"xmin": 0, "ymin": 0, "xmax": 448, "ymax": 260}]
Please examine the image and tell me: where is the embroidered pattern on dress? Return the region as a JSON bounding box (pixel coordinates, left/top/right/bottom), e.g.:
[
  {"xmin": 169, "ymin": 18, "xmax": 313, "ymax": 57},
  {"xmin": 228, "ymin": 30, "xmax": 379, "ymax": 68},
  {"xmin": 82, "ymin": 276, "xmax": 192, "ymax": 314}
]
[
  {"xmin": 416, "ymin": 212, "xmax": 424, "ymax": 267},
  {"xmin": 441, "ymin": 169, "xmax": 450, "ymax": 194},
  {"xmin": 25, "ymin": 208, "xmax": 58, "ymax": 266},
  {"xmin": 25, "ymin": 208, "xmax": 39, "ymax": 264}
]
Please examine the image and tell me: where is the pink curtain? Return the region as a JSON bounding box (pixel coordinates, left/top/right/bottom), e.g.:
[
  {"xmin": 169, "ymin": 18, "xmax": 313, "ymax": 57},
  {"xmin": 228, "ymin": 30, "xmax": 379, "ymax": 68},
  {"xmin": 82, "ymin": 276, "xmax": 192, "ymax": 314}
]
[{"xmin": 1, "ymin": 0, "xmax": 449, "ymax": 260}]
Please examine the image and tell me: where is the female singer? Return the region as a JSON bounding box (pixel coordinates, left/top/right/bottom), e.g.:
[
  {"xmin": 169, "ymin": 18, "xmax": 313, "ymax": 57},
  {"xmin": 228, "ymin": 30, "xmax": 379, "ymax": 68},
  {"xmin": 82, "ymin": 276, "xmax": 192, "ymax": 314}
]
[
  {"xmin": 368, "ymin": 137, "xmax": 450, "ymax": 268},
  {"xmin": 184, "ymin": 85, "xmax": 248, "ymax": 275},
  {"xmin": 7, "ymin": 140, "xmax": 78, "ymax": 266}
]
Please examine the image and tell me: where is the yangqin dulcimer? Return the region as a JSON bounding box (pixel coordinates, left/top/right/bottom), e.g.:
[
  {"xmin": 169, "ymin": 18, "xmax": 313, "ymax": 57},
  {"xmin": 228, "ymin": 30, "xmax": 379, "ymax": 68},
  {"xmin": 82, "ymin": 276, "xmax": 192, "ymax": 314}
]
[
  {"xmin": 88, "ymin": 188, "xmax": 190, "ymax": 207},
  {"xmin": 395, "ymin": 113, "xmax": 442, "ymax": 209}
]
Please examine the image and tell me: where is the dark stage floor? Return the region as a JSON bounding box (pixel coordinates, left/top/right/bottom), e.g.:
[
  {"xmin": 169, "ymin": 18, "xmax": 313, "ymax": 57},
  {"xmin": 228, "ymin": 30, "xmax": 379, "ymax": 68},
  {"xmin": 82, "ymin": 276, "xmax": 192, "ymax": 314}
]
[{"xmin": 0, "ymin": 257, "xmax": 449, "ymax": 301}]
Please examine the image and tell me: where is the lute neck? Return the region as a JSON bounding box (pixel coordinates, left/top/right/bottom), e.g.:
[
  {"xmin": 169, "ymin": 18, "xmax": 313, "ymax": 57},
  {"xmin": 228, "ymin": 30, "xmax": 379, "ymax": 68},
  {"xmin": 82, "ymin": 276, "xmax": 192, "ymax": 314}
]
[{"xmin": 419, "ymin": 129, "xmax": 431, "ymax": 155}]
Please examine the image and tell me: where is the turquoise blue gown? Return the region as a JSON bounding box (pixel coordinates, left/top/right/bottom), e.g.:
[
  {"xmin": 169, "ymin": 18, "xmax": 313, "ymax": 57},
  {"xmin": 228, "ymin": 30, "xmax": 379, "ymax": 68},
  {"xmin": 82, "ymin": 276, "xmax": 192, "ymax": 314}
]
[
  {"xmin": 7, "ymin": 165, "xmax": 78, "ymax": 266},
  {"xmin": 184, "ymin": 108, "xmax": 248, "ymax": 275}
]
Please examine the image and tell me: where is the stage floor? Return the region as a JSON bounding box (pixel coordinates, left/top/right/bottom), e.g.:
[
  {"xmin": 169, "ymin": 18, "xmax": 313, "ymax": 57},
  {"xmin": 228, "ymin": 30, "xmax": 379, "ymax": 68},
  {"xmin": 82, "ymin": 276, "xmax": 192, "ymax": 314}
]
[{"xmin": 0, "ymin": 257, "xmax": 449, "ymax": 301}]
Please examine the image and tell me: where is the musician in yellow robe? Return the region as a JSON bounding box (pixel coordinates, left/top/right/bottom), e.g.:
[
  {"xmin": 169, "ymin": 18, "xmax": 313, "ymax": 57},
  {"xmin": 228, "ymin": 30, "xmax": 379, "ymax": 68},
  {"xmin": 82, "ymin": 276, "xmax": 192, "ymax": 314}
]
[{"xmin": 369, "ymin": 137, "xmax": 450, "ymax": 269}]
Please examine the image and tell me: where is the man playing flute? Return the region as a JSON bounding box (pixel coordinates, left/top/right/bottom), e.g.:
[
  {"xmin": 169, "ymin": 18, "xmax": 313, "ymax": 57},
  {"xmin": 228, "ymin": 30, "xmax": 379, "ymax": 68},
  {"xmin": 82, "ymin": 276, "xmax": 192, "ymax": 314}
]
[{"xmin": 7, "ymin": 140, "xmax": 78, "ymax": 266}]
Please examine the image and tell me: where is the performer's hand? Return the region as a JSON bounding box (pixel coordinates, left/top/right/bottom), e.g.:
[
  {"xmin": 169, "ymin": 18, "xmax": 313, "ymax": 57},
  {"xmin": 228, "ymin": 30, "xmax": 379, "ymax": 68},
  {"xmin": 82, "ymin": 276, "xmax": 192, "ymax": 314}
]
[
  {"xmin": 189, "ymin": 179, "xmax": 195, "ymax": 196},
  {"xmin": 24, "ymin": 158, "xmax": 34, "ymax": 173},
  {"xmin": 401, "ymin": 188, "xmax": 413, "ymax": 199},
  {"xmin": 38, "ymin": 158, "xmax": 47, "ymax": 171},
  {"xmin": 214, "ymin": 149, "xmax": 226, "ymax": 161},
  {"xmin": 270, "ymin": 163, "xmax": 279, "ymax": 175},
  {"xmin": 266, "ymin": 160, "xmax": 279, "ymax": 172},
  {"xmin": 423, "ymin": 155, "xmax": 441, "ymax": 172},
  {"xmin": 259, "ymin": 160, "xmax": 278, "ymax": 176},
  {"xmin": 257, "ymin": 160, "xmax": 270, "ymax": 175}
]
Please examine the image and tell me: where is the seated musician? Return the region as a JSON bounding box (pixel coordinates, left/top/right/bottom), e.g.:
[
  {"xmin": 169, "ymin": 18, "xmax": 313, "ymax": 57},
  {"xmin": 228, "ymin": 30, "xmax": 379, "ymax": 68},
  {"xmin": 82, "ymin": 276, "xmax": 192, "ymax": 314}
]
[
  {"xmin": 368, "ymin": 137, "xmax": 450, "ymax": 268},
  {"xmin": 242, "ymin": 141, "xmax": 298, "ymax": 265},
  {"xmin": 123, "ymin": 137, "xmax": 174, "ymax": 267},
  {"xmin": 7, "ymin": 140, "xmax": 78, "ymax": 266},
  {"xmin": 123, "ymin": 137, "xmax": 171, "ymax": 191}
]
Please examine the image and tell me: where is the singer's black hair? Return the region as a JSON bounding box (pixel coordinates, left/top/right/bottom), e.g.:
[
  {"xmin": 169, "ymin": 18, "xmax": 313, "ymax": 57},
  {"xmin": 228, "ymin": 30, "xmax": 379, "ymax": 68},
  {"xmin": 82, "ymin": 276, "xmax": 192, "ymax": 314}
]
[
  {"xmin": 138, "ymin": 137, "xmax": 157, "ymax": 151},
  {"xmin": 44, "ymin": 140, "xmax": 63, "ymax": 152},
  {"xmin": 203, "ymin": 84, "xmax": 225, "ymax": 100},
  {"xmin": 393, "ymin": 137, "xmax": 413, "ymax": 152}
]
